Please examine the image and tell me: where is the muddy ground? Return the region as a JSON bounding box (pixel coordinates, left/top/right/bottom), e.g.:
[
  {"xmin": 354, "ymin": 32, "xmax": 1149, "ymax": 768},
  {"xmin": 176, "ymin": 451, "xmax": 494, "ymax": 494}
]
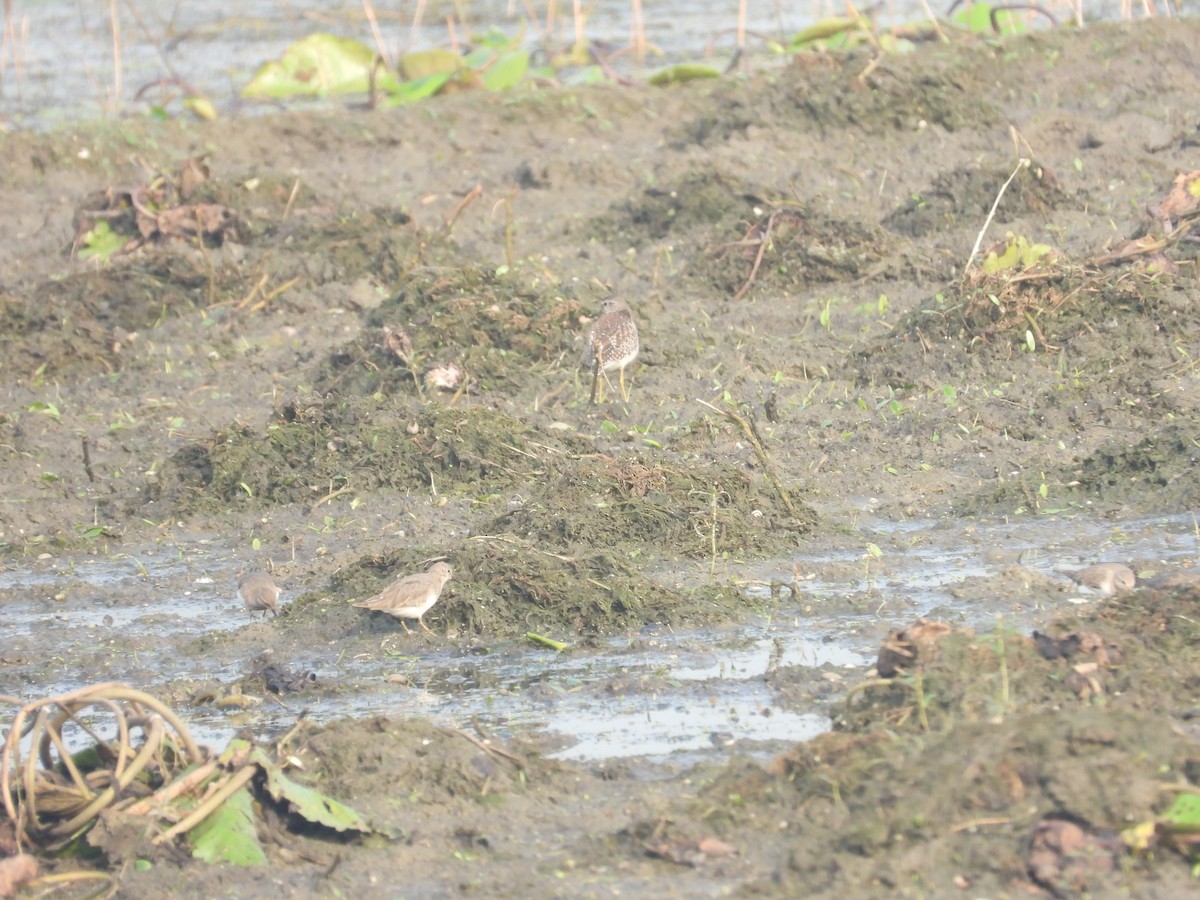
[{"xmin": 2, "ymin": 18, "xmax": 1200, "ymax": 898}]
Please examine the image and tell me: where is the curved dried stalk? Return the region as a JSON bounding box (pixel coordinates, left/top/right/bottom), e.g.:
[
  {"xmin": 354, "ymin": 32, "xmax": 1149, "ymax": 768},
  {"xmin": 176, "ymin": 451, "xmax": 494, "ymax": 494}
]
[
  {"xmin": 2, "ymin": 682, "xmax": 207, "ymax": 848},
  {"xmin": 30, "ymin": 869, "xmax": 117, "ymax": 900}
]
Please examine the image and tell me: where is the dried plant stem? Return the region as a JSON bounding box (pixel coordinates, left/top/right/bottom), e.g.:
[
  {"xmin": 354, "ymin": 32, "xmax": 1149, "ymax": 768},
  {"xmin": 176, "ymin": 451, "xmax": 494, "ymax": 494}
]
[
  {"xmin": 492, "ymin": 192, "xmax": 517, "ymax": 270},
  {"xmin": 362, "ymin": 0, "xmax": 393, "ymax": 70},
  {"xmin": 912, "ymin": 670, "xmax": 930, "ymax": 731},
  {"xmin": 709, "ymin": 488, "xmax": 719, "ymax": 576},
  {"xmin": 731, "ymin": 210, "xmax": 780, "ymax": 302},
  {"xmin": 282, "ymin": 178, "xmax": 301, "ymax": 222},
  {"xmin": 108, "ymin": 0, "xmax": 122, "ymax": 111},
  {"xmin": 915, "ymin": 0, "xmax": 950, "ymax": 42},
  {"xmin": 29, "ymin": 871, "xmax": 116, "ymax": 896},
  {"xmin": 2, "ymin": 683, "xmax": 205, "ymax": 845},
  {"xmin": 123, "ymin": 760, "xmax": 219, "ymax": 816},
  {"xmin": 153, "ymin": 764, "xmax": 257, "ymax": 844},
  {"xmin": 441, "ymin": 726, "xmax": 527, "ymax": 770},
  {"xmin": 631, "ymin": 0, "xmax": 645, "ymax": 65},
  {"xmin": 696, "ymin": 398, "xmax": 797, "ymax": 516},
  {"xmin": 444, "ymin": 184, "xmax": 483, "ymax": 234},
  {"xmin": 964, "ymin": 158, "xmax": 1029, "ymax": 278},
  {"xmin": 409, "ymin": 0, "xmax": 428, "ymax": 48}
]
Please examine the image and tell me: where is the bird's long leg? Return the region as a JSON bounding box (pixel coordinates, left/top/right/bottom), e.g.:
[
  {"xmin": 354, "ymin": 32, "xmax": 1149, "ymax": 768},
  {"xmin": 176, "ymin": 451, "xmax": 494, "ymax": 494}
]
[
  {"xmin": 419, "ymin": 617, "xmax": 434, "ymax": 634},
  {"xmin": 400, "ymin": 620, "xmax": 413, "ymax": 635},
  {"xmin": 618, "ymin": 366, "xmax": 630, "ymax": 402},
  {"xmin": 590, "ymin": 363, "xmax": 602, "ymax": 404}
]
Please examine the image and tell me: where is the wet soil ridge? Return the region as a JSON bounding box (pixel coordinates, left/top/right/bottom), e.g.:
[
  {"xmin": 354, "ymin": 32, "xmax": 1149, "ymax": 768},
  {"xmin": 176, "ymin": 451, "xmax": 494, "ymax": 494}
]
[
  {"xmin": 732, "ymin": 585, "xmax": 1200, "ymax": 895},
  {"xmin": 285, "ymin": 538, "xmax": 747, "ymax": 639}
]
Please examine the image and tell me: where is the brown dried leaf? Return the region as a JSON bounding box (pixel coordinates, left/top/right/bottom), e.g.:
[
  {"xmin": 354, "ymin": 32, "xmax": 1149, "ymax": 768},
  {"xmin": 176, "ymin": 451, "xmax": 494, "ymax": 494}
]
[
  {"xmin": 876, "ymin": 618, "xmax": 955, "ymax": 678},
  {"xmin": 1151, "ymin": 170, "xmax": 1200, "ymax": 225},
  {"xmin": 1027, "ymin": 818, "xmax": 1121, "ymax": 894}
]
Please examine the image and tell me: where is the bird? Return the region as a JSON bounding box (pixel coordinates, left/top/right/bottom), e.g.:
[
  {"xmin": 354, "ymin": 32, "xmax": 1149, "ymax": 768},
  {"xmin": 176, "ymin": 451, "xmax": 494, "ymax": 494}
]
[
  {"xmin": 352, "ymin": 562, "xmax": 453, "ymax": 634},
  {"xmin": 1055, "ymin": 563, "xmax": 1136, "ymax": 597},
  {"xmin": 238, "ymin": 571, "xmax": 281, "ymax": 617},
  {"xmin": 583, "ymin": 297, "xmax": 639, "ymax": 404}
]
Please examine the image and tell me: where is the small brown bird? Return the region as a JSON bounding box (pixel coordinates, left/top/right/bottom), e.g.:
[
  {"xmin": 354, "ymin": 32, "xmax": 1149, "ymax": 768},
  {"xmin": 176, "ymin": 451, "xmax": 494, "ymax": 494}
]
[
  {"xmin": 353, "ymin": 562, "xmax": 453, "ymax": 634},
  {"xmin": 1055, "ymin": 563, "xmax": 1136, "ymax": 597},
  {"xmin": 584, "ymin": 297, "xmax": 640, "ymax": 404},
  {"xmin": 238, "ymin": 571, "xmax": 281, "ymax": 617}
]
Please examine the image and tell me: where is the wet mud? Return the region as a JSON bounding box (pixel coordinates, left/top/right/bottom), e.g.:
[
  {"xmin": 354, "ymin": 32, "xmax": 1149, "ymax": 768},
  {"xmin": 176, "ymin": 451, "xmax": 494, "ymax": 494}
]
[{"xmin": 2, "ymin": 18, "xmax": 1200, "ymax": 897}]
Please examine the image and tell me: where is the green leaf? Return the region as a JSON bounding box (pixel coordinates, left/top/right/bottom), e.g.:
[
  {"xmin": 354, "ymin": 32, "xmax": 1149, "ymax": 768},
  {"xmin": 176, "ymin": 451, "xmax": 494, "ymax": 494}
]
[
  {"xmin": 647, "ymin": 63, "xmax": 721, "ymax": 86},
  {"xmin": 382, "ymin": 72, "xmax": 453, "ymax": 106},
  {"xmin": 1161, "ymin": 792, "xmax": 1200, "ymax": 831},
  {"xmin": 183, "ymin": 96, "xmax": 218, "ymax": 121},
  {"xmin": 981, "ymin": 233, "xmax": 1057, "ymax": 274},
  {"xmin": 462, "ymin": 46, "xmax": 494, "ymax": 70},
  {"xmin": 400, "ymin": 48, "xmax": 461, "ymax": 79},
  {"xmin": 953, "ymin": 2, "xmax": 1027, "ymax": 35},
  {"xmin": 562, "ymin": 65, "xmax": 606, "ymax": 86},
  {"xmin": 481, "ymin": 49, "xmax": 530, "ymax": 92},
  {"xmin": 254, "ymin": 750, "xmax": 371, "ymax": 833},
  {"xmin": 876, "ymin": 34, "xmax": 916, "ymax": 55},
  {"xmin": 242, "ymin": 34, "xmax": 376, "ymax": 99},
  {"xmin": 526, "ymin": 632, "xmax": 569, "ymax": 651},
  {"xmin": 788, "ymin": 16, "xmax": 869, "ymax": 50},
  {"xmin": 475, "ymin": 26, "xmax": 518, "ymax": 50},
  {"xmin": 188, "ymin": 787, "xmax": 267, "ymax": 865},
  {"xmin": 78, "ymin": 220, "xmax": 129, "ymax": 261},
  {"xmin": 28, "ymin": 400, "xmax": 62, "ymax": 421}
]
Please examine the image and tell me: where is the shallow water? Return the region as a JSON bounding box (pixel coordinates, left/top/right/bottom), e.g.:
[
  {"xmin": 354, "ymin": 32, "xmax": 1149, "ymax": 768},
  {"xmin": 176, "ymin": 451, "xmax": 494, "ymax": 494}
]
[
  {"xmin": 0, "ymin": 0, "xmax": 1127, "ymax": 128},
  {"xmin": 4, "ymin": 509, "xmax": 1194, "ymax": 762}
]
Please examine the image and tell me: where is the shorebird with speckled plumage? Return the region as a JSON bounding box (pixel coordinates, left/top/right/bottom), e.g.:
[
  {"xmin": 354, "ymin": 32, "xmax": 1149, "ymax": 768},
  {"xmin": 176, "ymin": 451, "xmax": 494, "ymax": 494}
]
[
  {"xmin": 353, "ymin": 562, "xmax": 453, "ymax": 634},
  {"xmin": 238, "ymin": 571, "xmax": 281, "ymax": 618},
  {"xmin": 584, "ymin": 297, "xmax": 640, "ymax": 404},
  {"xmin": 1055, "ymin": 562, "xmax": 1136, "ymax": 597}
]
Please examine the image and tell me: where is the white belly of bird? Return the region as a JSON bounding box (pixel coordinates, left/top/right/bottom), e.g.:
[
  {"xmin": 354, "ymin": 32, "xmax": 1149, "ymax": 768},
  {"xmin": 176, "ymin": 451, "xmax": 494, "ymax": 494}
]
[{"xmin": 395, "ymin": 590, "xmax": 438, "ymax": 618}]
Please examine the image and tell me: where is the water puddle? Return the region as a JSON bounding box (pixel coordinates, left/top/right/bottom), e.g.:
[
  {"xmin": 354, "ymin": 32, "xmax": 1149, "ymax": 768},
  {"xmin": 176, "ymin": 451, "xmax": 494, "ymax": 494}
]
[{"xmin": 2, "ymin": 510, "xmax": 1195, "ymax": 762}]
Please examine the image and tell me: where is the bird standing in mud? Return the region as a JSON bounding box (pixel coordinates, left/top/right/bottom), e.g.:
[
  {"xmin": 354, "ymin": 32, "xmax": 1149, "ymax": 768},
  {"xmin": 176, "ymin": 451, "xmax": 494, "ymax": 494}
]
[
  {"xmin": 1055, "ymin": 562, "xmax": 1136, "ymax": 597},
  {"xmin": 353, "ymin": 562, "xmax": 453, "ymax": 634},
  {"xmin": 238, "ymin": 571, "xmax": 281, "ymax": 618},
  {"xmin": 584, "ymin": 297, "xmax": 640, "ymax": 404}
]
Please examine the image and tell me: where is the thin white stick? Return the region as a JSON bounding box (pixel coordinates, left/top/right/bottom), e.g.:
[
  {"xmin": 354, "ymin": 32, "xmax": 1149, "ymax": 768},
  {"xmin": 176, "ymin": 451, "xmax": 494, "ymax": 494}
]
[
  {"xmin": 363, "ymin": 0, "xmax": 393, "ymax": 71},
  {"xmin": 965, "ymin": 158, "xmax": 1030, "ymax": 275},
  {"xmin": 109, "ymin": 0, "xmax": 122, "ymax": 113},
  {"xmin": 410, "ymin": 0, "xmax": 428, "ymax": 49}
]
